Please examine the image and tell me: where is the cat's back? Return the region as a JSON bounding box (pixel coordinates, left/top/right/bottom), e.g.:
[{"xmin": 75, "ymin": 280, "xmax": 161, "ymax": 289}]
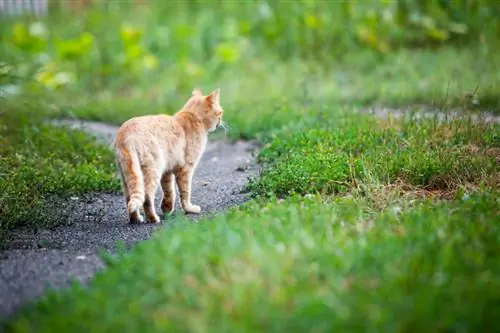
[{"xmin": 115, "ymin": 114, "xmax": 177, "ymax": 146}]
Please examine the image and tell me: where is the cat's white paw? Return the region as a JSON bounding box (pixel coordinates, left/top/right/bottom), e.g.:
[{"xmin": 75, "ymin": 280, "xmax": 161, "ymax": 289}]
[
  {"xmin": 146, "ymin": 214, "xmax": 161, "ymax": 224},
  {"xmin": 129, "ymin": 212, "xmax": 144, "ymax": 224},
  {"xmin": 185, "ymin": 204, "xmax": 201, "ymax": 214}
]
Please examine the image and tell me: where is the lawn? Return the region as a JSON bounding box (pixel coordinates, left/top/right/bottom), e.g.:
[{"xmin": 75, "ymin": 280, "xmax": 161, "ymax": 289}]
[
  {"xmin": 1, "ymin": 0, "xmax": 499, "ymax": 331},
  {"xmin": 2, "ymin": 112, "xmax": 499, "ymax": 332},
  {"xmin": 0, "ymin": 98, "xmax": 120, "ymax": 240}
]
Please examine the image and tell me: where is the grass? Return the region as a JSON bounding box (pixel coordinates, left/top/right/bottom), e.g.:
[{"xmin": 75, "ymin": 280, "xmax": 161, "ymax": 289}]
[
  {"xmin": 2, "ymin": 193, "xmax": 499, "ymax": 332},
  {"xmin": 42, "ymin": 43, "xmax": 500, "ymax": 149},
  {"xmin": 0, "ymin": 98, "xmax": 120, "ymax": 236},
  {"xmin": 0, "ymin": 0, "xmax": 500, "ymax": 331},
  {"xmin": 249, "ymin": 110, "xmax": 499, "ymax": 198},
  {"xmin": 2, "ymin": 105, "xmax": 499, "ymax": 331}
]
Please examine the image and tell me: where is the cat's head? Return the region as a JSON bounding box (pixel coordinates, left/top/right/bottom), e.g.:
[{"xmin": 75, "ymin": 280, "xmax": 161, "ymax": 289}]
[{"xmin": 183, "ymin": 88, "xmax": 224, "ymax": 132}]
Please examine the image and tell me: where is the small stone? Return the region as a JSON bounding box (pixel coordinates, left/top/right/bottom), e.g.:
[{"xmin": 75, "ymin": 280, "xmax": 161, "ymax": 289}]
[{"xmin": 235, "ymin": 165, "xmax": 247, "ymax": 172}]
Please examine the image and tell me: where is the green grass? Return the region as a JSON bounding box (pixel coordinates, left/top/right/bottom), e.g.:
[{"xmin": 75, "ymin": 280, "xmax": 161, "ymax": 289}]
[
  {"xmin": 250, "ymin": 110, "xmax": 499, "ymax": 198},
  {"xmin": 2, "ymin": 106, "xmax": 499, "ymax": 331},
  {"xmin": 56, "ymin": 44, "xmax": 500, "ymax": 133},
  {"xmin": 2, "ymin": 192, "xmax": 499, "ymax": 332},
  {"xmin": 39, "ymin": 43, "xmax": 499, "ymax": 150},
  {"xmin": 0, "ymin": 98, "xmax": 120, "ymax": 235}
]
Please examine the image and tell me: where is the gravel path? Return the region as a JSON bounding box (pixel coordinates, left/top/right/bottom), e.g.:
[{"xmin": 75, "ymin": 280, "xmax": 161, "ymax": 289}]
[
  {"xmin": 362, "ymin": 104, "xmax": 500, "ymax": 123},
  {"xmin": 0, "ymin": 120, "xmax": 260, "ymax": 319}
]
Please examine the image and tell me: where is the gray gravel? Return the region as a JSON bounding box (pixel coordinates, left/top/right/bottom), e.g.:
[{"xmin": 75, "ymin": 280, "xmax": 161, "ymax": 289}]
[
  {"xmin": 0, "ymin": 120, "xmax": 260, "ymax": 319},
  {"xmin": 361, "ymin": 104, "xmax": 500, "ymax": 123}
]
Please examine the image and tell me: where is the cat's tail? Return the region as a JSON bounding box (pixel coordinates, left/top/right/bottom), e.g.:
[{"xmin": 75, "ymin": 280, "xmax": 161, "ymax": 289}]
[{"xmin": 116, "ymin": 144, "xmax": 145, "ymax": 214}]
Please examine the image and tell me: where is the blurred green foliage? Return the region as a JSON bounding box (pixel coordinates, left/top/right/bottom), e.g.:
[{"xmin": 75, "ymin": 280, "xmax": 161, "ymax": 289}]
[{"xmin": 0, "ymin": 0, "xmax": 498, "ymax": 92}]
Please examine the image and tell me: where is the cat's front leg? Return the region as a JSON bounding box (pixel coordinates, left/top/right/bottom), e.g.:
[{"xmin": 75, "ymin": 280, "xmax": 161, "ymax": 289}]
[
  {"xmin": 143, "ymin": 168, "xmax": 161, "ymax": 224},
  {"xmin": 175, "ymin": 165, "xmax": 201, "ymax": 214},
  {"xmin": 161, "ymin": 171, "xmax": 176, "ymax": 214}
]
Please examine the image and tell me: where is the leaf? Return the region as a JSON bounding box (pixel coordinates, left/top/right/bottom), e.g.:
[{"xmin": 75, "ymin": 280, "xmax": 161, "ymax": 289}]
[
  {"xmin": 215, "ymin": 43, "xmax": 240, "ymax": 63},
  {"xmin": 125, "ymin": 44, "xmax": 143, "ymax": 60},
  {"xmin": 304, "ymin": 14, "xmax": 320, "ymax": 29},
  {"xmin": 142, "ymin": 54, "xmax": 159, "ymax": 70},
  {"xmin": 448, "ymin": 22, "xmax": 468, "ymax": 35},
  {"xmin": 427, "ymin": 27, "xmax": 449, "ymax": 41},
  {"xmin": 79, "ymin": 32, "xmax": 94, "ymax": 51},
  {"xmin": 11, "ymin": 23, "xmax": 46, "ymax": 53},
  {"xmin": 120, "ymin": 24, "xmax": 143, "ymax": 44}
]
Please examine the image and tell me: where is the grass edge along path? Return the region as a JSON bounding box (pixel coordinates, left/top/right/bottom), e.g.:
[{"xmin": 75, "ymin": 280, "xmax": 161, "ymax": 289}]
[
  {"xmin": 2, "ymin": 108, "xmax": 499, "ymax": 332},
  {"xmin": 0, "ymin": 99, "xmax": 120, "ymax": 240}
]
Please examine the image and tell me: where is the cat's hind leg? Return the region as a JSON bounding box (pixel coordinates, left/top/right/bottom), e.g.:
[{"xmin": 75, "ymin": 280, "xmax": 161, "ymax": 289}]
[
  {"xmin": 175, "ymin": 165, "xmax": 201, "ymax": 214},
  {"xmin": 117, "ymin": 164, "xmax": 132, "ymax": 217},
  {"xmin": 117, "ymin": 148, "xmax": 144, "ymax": 223},
  {"xmin": 161, "ymin": 171, "xmax": 176, "ymax": 215},
  {"xmin": 143, "ymin": 167, "xmax": 161, "ymax": 223}
]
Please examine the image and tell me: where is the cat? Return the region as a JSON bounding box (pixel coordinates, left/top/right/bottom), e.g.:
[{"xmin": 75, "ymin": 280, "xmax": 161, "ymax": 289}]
[{"xmin": 114, "ymin": 88, "xmax": 224, "ymax": 224}]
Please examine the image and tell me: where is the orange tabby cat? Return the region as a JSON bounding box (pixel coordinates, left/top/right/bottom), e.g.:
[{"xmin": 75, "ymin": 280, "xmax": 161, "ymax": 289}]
[{"xmin": 114, "ymin": 88, "xmax": 224, "ymax": 223}]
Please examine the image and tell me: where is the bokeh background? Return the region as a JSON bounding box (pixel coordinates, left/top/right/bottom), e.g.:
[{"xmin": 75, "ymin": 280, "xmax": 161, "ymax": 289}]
[
  {"xmin": 1, "ymin": 2, "xmax": 500, "ymax": 330},
  {"xmin": 1, "ymin": 0, "xmax": 499, "ymax": 138}
]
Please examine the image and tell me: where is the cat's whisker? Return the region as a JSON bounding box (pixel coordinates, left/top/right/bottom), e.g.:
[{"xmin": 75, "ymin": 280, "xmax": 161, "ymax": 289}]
[{"xmin": 220, "ymin": 120, "xmax": 232, "ymax": 136}]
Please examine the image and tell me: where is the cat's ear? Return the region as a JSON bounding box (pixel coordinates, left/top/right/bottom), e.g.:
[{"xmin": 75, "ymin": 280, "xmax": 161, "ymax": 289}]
[
  {"xmin": 205, "ymin": 88, "xmax": 220, "ymax": 105},
  {"xmin": 181, "ymin": 89, "xmax": 201, "ymax": 110}
]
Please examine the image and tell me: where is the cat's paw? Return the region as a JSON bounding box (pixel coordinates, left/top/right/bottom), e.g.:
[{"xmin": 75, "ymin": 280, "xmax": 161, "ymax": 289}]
[
  {"xmin": 146, "ymin": 214, "xmax": 161, "ymax": 224},
  {"xmin": 161, "ymin": 198, "xmax": 175, "ymax": 214},
  {"xmin": 184, "ymin": 204, "xmax": 201, "ymax": 214},
  {"xmin": 146, "ymin": 216, "xmax": 161, "ymax": 224},
  {"xmin": 129, "ymin": 212, "xmax": 144, "ymax": 224}
]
